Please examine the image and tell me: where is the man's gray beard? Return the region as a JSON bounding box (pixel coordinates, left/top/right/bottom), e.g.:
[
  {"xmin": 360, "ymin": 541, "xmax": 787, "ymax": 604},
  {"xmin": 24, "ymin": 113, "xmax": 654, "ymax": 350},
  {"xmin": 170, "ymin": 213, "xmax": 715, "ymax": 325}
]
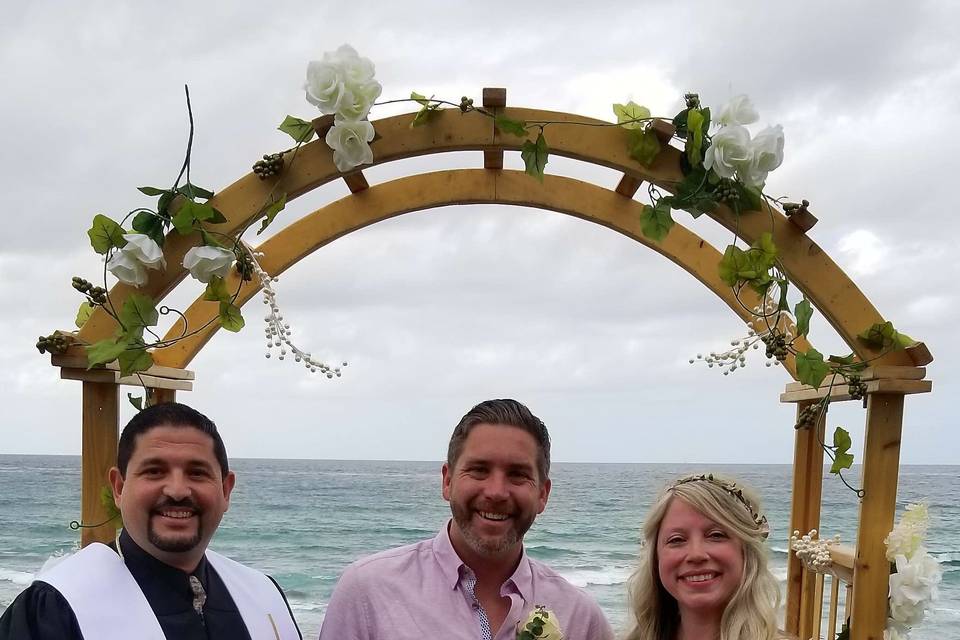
[
  {"xmin": 148, "ymin": 520, "xmax": 203, "ymax": 553},
  {"xmin": 451, "ymin": 503, "xmax": 531, "ymax": 557}
]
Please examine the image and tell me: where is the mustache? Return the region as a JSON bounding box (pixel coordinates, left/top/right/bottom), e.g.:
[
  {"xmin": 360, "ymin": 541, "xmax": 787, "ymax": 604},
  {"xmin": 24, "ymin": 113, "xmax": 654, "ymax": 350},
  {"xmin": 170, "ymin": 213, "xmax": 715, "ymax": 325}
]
[{"xmin": 151, "ymin": 497, "xmax": 200, "ymax": 512}]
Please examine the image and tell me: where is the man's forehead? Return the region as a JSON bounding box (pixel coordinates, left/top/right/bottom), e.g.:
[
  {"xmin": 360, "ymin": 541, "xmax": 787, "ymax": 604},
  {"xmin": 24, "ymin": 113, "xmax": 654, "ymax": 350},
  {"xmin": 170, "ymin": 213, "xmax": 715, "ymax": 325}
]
[
  {"xmin": 460, "ymin": 424, "xmax": 540, "ymax": 462},
  {"xmin": 131, "ymin": 424, "xmax": 217, "ymax": 458}
]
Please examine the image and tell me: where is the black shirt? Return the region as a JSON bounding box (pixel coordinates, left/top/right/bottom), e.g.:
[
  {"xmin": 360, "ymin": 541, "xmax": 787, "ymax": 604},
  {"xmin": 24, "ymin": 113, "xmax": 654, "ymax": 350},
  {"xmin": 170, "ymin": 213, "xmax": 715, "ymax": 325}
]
[{"xmin": 0, "ymin": 531, "xmax": 301, "ymax": 639}]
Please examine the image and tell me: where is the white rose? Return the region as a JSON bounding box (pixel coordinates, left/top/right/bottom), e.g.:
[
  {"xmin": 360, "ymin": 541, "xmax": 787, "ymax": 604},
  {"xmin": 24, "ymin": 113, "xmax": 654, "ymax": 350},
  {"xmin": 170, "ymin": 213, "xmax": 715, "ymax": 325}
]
[
  {"xmin": 107, "ymin": 250, "xmax": 148, "ymax": 287},
  {"xmin": 740, "ymin": 124, "xmax": 785, "ymax": 186},
  {"xmin": 305, "ymin": 45, "xmax": 381, "ymax": 120},
  {"xmin": 120, "ymin": 233, "xmax": 166, "ymax": 270},
  {"xmin": 704, "ymin": 124, "xmax": 752, "ymax": 180},
  {"xmin": 182, "ymin": 245, "xmax": 235, "ymax": 283},
  {"xmin": 325, "ymin": 119, "xmax": 375, "ymax": 172},
  {"xmin": 717, "ymin": 94, "xmax": 759, "ymax": 126},
  {"xmin": 884, "ymin": 623, "xmax": 910, "ymax": 640},
  {"xmin": 888, "ymin": 551, "xmax": 942, "ymax": 625},
  {"xmin": 337, "ymin": 80, "xmax": 382, "ymax": 121}
]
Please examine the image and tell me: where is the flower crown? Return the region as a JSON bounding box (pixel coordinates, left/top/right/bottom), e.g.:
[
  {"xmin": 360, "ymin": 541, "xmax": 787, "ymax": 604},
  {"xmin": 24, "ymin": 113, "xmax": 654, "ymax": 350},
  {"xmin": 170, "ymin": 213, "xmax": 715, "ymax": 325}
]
[{"xmin": 672, "ymin": 474, "xmax": 770, "ymax": 539}]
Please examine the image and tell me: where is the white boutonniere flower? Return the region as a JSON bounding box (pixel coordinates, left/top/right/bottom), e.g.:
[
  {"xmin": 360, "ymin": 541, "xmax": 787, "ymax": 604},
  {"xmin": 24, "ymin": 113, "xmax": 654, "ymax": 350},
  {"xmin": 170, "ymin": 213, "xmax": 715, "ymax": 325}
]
[{"xmin": 517, "ymin": 605, "xmax": 563, "ymax": 640}]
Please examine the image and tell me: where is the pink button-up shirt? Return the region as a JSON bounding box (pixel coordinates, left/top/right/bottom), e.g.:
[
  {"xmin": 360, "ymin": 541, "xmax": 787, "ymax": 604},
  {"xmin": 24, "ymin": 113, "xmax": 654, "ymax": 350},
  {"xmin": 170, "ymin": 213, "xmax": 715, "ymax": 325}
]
[{"xmin": 318, "ymin": 522, "xmax": 614, "ymax": 640}]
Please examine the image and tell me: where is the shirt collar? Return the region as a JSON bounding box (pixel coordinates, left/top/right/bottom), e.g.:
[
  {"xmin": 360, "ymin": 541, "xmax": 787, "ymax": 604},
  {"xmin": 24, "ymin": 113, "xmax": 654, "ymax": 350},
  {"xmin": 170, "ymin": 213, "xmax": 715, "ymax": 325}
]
[
  {"xmin": 119, "ymin": 529, "xmax": 210, "ymax": 600},
  {"xmin": 432, "ymin": 519, "xmax": 534, "ymax": 600}
]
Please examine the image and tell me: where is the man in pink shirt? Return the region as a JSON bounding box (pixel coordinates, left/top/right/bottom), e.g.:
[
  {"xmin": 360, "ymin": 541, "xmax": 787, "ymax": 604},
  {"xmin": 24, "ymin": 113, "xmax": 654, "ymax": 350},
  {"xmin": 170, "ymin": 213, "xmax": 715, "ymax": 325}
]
[{"xmin": 319, "ymin": 399, "xmax": 614, "ymax": 640}]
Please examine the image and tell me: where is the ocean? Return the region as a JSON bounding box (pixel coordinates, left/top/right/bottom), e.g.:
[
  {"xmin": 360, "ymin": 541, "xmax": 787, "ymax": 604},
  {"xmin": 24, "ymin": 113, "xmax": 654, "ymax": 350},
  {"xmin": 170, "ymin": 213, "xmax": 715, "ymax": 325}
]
[{"xmin": 0, "ymin": 456, "xmax": 957, "ymax": 638}]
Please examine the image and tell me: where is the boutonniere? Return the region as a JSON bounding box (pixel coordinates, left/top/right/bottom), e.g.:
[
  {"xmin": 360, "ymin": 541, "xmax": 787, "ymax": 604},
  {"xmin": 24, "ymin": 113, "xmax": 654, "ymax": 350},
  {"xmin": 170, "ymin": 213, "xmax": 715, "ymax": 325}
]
[{"xmin": 517, "ymin": 605, "xmax": 563, "ymax": 640}]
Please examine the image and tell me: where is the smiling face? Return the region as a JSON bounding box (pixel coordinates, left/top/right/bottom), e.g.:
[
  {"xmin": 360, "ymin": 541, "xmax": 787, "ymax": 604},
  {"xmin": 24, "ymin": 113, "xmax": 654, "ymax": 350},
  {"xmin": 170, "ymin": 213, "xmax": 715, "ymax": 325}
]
[
  {"xmin": 656, "ymin": 497, "xmax": 744, "ymax": 622},
  {"xmin": 109, "ymin": 424, "xmax": 235, "ymax": 572},
  {"xmin": 442, "ymin": 423, "xmax": 551, "ymax": 564}
]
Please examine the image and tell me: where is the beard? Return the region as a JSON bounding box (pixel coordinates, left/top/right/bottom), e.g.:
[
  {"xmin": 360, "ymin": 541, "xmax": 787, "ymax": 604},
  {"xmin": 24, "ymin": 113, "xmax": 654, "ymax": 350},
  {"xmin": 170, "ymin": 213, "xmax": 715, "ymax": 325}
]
[
  {"xmin": 450, "ymin": 501, "xmax": 536, "ymax": 557},
  {"xmin": 148, "ymin": 499, "xmax": 203, "ymax": 552}
]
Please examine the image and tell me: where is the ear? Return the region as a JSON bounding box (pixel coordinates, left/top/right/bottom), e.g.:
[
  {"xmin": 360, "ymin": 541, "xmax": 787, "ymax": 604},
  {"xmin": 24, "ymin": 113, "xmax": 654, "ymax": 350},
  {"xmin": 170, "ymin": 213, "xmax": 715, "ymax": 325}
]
[
  {"xmin": 537, "ymin": 478, "xmax": 551, "ymax": 514},
  {"xmin": 441, "ymin": 463, "xmax": 451, "ymax": 501},
  {"xmin": 108, "ymin": 467, "xmax": 124, "ymax": 509},
  {"xmin": 221, "ymin": 471, "xmax": 236, "ymax": 510}
]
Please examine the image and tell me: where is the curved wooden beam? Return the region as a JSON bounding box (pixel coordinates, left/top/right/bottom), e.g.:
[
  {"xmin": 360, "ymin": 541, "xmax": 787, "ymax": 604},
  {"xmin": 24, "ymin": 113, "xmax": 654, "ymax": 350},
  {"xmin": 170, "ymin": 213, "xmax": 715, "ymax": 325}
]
[
  {"xmin": 153, "ymin": 169, "xmax": 808, "ymax": 378},
  {"xmin": 80, "ymin": 106, "xmax": 912, "ymax": 365}
]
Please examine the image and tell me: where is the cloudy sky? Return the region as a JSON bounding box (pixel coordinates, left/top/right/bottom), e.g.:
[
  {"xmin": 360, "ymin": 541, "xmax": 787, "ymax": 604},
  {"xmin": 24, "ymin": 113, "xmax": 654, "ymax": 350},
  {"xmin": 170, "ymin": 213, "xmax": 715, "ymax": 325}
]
[{"xmin": 1, "ymin": 0, "xmax": 957, "ymax": 465}]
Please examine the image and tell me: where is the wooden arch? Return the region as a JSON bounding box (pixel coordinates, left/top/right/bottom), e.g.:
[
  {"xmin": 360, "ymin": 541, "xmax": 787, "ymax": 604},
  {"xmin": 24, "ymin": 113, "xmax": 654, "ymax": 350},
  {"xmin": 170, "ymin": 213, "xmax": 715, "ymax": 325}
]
[{"xmin": 56, "ymin": 93, "xmax": 933, "ymax": 640}]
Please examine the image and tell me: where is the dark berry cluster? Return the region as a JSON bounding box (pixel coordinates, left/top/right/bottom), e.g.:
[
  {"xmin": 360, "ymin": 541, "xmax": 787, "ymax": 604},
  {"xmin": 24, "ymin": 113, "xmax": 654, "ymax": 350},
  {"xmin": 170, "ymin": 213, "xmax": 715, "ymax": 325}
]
[
  {"xmin": 36, "ymin": 333, "xmax": 71, "ymax": 355},
  {"xmin": 847, "ymin": 375, "xmax": 867, "ymax": 400},
  {"xmin": 783, "ymin": 199, "xmax": 811, "ymax": 216},
  {"xmin": 795, "ymin": 404, "xmax": 820, "ymax": 430},
  {"xmin": 715, "ymin": 179, "xmax": 740, "ymax": 204},
  {"xmin": 253, "ymin": 153, "xmax": 284, "ymax": 179},
  {"xmin": 72, "ymin": 277, "xmax": 107, "ymax": 305},
  {"xmin": 459, "ymin": 96, "xmax": 474, "ymax": 112},
  {"xmin": 235, "ymin": 250, "xmax": 255, "ymax": 282},
  {"xmin": 684, "ymin": 92, "xmax": 700, "ymax": 109},
  {"xmin": 762, "ymin": 332, "xmax": 789, "ymax": 361}
]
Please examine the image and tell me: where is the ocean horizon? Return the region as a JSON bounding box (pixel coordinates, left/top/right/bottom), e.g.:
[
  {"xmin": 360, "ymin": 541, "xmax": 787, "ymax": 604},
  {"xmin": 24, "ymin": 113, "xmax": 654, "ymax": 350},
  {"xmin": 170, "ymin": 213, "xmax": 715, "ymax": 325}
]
[{"xmin": 2, "ymin": 455, "xmax": 958, "ymax": 638}]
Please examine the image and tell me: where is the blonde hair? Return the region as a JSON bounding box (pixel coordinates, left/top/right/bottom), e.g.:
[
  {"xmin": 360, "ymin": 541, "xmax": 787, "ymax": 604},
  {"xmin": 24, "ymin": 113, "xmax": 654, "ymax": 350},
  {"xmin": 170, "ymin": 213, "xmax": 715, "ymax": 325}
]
[{"xmin": 624, "ymin": 474, "xmax": 780, "ymax": 640}]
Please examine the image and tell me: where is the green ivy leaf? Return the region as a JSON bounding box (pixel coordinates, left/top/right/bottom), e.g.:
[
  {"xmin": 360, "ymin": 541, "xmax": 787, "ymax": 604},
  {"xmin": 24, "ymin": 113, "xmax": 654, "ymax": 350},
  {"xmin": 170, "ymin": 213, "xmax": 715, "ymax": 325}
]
[
  {"xmin": 132, "ymin": 211, "xmax": 166, "ymax": 247},
  {"xmin": 830, "ymin": 427, "xmax": 855, "ymax": 474},
  {"xmin": 639, "ymin": 201, "xmax": 674, "ymax": 243},
  {"xmin": 521, "ymin": 132, "xmax": 549, "ymax": 182},
  {"xmin": 75, "ymin": 301, "xmax": 94, "ymax": 329},
  {"xmin": 127, "ymin": 393, "xmax": 143, "ymax": 411},
  {"xmin": 494, "ymin": 115, "xmax": 528, "ymax": 137},
  {"xmin": 177, "ymin": 183, "xmax": 215, "ymax": 200},
  {"xmin": 672, "ymin": 108, "xmax": 689, "ymax": 137},
  {"xmin": 206, "ymin": 207, "xmax": 227, "ymax": 224},
  {"xmin": 411, "ymin": 91, "xmax": 430, "ymax": 106},
  {"xmin": 686, "ymin": 108, "xmax": 705, "ymax": 166},
  {"xmin": 87, "ymin": 215, "xmax": 127, "ymax": 255},
  {"xmin": 777, "ymin": 279, "xmax": 791, "ymax": 311},
  {"xmin": 895, "ymin": 332, "xmax": 917, "ymax": 348},
  {"xmin": 613, "ymin": 102, "xmax": 650, "ymax": 130},
  {"xmin": 118, "ymin": 293, "xmax": 158, "ymax": 337},
  {"xmin": 157, "ymin": 191, "xmax": 175, "ymax": 218},
  {"xmin": 278, "ymin": 115, "xmax": 315, "ymax": 143},
  {"xmin": 752, "ymin": 232, "xmax": 778, "ymax": 270},
  {"xmin": 795, "ymin": 298, "xmax": 813, "ymax": 337},
  {"xmin": 137, "ymin": 186, "xmax": 168, "ymax": 196},
  {"xmin": 258, "ymin": 193, "xmax": 287, "ymax": 234},
  {"xmin": 203, "ymin": 276, "xmax": 231, "ymax": 303},
  {"xmin": 858, "ymin": 321, "xmax": 898, "ymax": 349},
  {"xmin": 718, "ymin": 245, "xmax": 757, "ymax": 286},
  {"xmin": 828, "ymin": 353, "xmax": 857, "ymax": 365},
  {"xmin": 736, "ymin": 182, "xmax": 764, "ymax": 211},
  {"xmin": 219, "ymin": 302, "xmax": 245, "ymax": 332},
  {"xmin": 796, "ymin": 348, "xmax": 831, "ymax": 388},
  {"xmin": 171, "ymin": 199, "xmax": 198, "ymax": 235},
  {"xmin": 627, "ymin": 128, "xmax": 661, "ymax": 167},
  {"xmin": 118, "ymin": 346, "xmax": 153, "ymax": 377},
  {"xmin": 100, "ymin": 484, "xmax": 123, "ymax": 530},
  {"xmin": 85, "ymin": 337, "xmax": 129, "ymax": 368}
]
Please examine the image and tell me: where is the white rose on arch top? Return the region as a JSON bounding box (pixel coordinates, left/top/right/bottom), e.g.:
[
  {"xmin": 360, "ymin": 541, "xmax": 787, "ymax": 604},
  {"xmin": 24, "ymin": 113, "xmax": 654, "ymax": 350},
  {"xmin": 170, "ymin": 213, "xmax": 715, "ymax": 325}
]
[
  {"xmin": 182, "ymin": 245, "xmax": 235, "ymax": 283},
  {"xmin": 325, "ymin": 119, "xmax": 375, "ymax": 172},
  {"xmin": 106, "ymin": 233, "xmax": 166, "ymax": 287}
]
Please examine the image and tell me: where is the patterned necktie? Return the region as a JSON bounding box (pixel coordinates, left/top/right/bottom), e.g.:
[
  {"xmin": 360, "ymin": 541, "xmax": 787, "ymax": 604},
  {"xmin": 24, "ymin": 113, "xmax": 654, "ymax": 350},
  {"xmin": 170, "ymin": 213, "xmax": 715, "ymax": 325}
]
[{"xmin": 189, "ymin": 575, "xmax": 207, "ymax": 621}]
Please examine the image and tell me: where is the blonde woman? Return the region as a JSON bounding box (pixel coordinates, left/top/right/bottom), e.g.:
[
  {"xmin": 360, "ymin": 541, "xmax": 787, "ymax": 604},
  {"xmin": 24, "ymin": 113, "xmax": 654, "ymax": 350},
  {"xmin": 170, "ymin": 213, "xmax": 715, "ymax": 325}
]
[{"xmin": 624, "ymin": 474, "xmax": 782, "ymax": 640}]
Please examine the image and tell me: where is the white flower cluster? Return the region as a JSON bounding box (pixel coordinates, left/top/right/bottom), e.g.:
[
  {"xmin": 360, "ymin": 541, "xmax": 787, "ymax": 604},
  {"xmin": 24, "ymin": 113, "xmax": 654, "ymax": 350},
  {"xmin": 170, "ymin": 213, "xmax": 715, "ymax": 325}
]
[
  {"xmin": 704, "ymin": 94, "xmax": 784, "ymax": 188},
  {"xmin": 241, "ymin": 244, "xmax": 345, "ymax": 378},
  {"xmin": 790, "ymin": 529, "xmax": 839, "ymax": 573},
  {"xmin": 884, "ymin": 503, "xmax": 943, "ymax": 640},
  {"xmin": 106, "ymin": 232, "xmax": 236, "ymax": 288},
  {"xmin": 305, "ymin": 45, "xmax": 381, "ymax": 172}
]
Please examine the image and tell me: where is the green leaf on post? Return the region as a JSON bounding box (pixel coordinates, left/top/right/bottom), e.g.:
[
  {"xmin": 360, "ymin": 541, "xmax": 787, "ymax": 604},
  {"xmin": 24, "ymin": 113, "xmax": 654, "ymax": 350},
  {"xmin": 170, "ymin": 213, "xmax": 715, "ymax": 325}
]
[
  {"xmin": 736, "ymin": 182, "xmax": 764, "ymax": 211},
  {"xmin": 795, "ymin": 298, "xmax": 813, "ymax": 337},
  {"xmin": 85, "ymin": 337, "xmax": 129, "ymax": 368},
  {"xmin": 686, "ymin": 108, "xmax": 705, "ymax": 166},
  {"xmin": 752, "ymin": 232, "xmax": 778, "ymax": 270},
  {"xmin": 128, "ymin": 393, "xmax": 143, "ymax": 411},
  {"xmin": 411, "ymin": 91, "xmax": 431, "ymax": 106},
  {"xmin": 177, "ymin": 183, "xmax": 215, "ymax": 200},
  {"xmin": 100, "ymin": 485, "xmax": 123, "ymax": 529},
  {"xmin": 830, "ymin": 427, "xmax": 855, "ymax": 474},
  {"xmin": 858, "ymin": 321, "xmax": 898, "ymax": 349},
  {"xmin": 203, "ymin": 276, "xmax": 231, "ymax": 303},
  {"xmin": 87, "ymin": 215, "xmax": 127, "ymax": 255},
  {"xmin": 639, "ymin": 201, "xmax": 674, "ymax": 243},
  {"xmin": 494, "ymin": 115, "xmax": 528, "ymax": 137},
  {"xmin": 171, "ymin": 199, "xmax": 198, "ymax": 235},
  {"xmin": 718, "ymin": 245, "xmax": 757, "ymax": 287},
  {"xmin": 219, "ymin": 302, "xmax": 245, "ymax": 332},
  {"xmin": 75, "ymin": 302, "xmax": 94, "ymax": 329},
  {"xmin": 777, "ymin": 280, "xmax": 790, "ymax": 311},
  {"xmin": 828, "ymin": 353, "xmax": 857, "ymax": 365},
  {"xmin": 118, "ymin": 293, "xmax": 159, "ymax": 336},
  {"xmin": 627, "ymin": 128, "xmax": 661, "ymax": 166},
  {"xmin": 118, "ymin": 346, "xmax": 153, "ymax": 377},
  {"xmin": 796, "ymin": 348, "xmax": 831, "ymax": 388},
  {"xmin": 137, "ymin": 186, "xmax": 168, "ymax": 197},
  {"xmin": 613, "ymin": 102, "xmax": 650, "ymax": 130},
  {"xmin": 258, "ymin": 193, "xmax": 287, "ymax": 234},
  {"xmin": 278, "ymin": 115, "xmax": 316, "ymax": 143},
  {"xmin": 521, "ymin": 133, "xmax": 549, "ymax": 182}
]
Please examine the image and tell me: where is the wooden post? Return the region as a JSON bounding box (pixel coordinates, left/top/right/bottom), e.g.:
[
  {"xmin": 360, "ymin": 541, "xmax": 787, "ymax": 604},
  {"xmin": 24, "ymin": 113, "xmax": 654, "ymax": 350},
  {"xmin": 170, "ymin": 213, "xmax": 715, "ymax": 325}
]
[
  {"xmin": 146, "ymin": 387, "xmax": 177, "ymax": 406},
  {"xmin": 785, "ymin": 399, "xmax": 826, "ymax": 635},
  {"xmin": 81, "ymin": 381, "xmax": 120, "ymax": 547},
  {"xmin": 851, "ymin": 394, "xmax": 904, "ymax": 640},
  {"xmin": 483, "ymin": 87, "xmax": 506, "ymax": 170}
]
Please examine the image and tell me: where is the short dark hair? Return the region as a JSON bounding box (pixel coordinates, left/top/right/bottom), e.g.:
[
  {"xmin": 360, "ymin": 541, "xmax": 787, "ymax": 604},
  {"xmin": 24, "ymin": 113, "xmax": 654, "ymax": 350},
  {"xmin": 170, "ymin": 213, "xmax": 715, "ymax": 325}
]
[
  {"xmin": 117, "ymin": 402, "xmax": 229, "ymax": 477},
  {"xmin": 447, "ymin": 399, "xmax": 551, "ymax": 481}
]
